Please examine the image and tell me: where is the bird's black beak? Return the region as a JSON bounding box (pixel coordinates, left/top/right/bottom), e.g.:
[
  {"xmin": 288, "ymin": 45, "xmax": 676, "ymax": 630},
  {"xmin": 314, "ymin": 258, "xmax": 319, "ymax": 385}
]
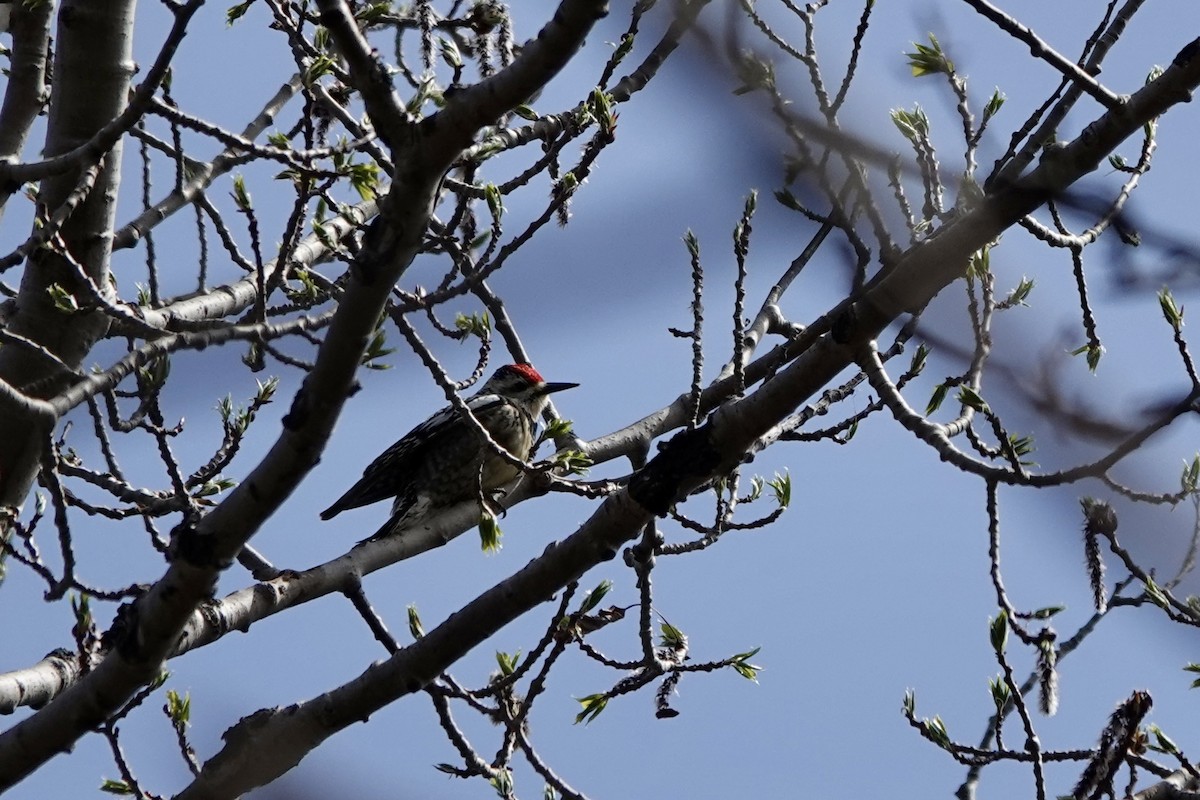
[{"xmin": 540, "ymin": 382, "xmax": 578, "ymax": 396}]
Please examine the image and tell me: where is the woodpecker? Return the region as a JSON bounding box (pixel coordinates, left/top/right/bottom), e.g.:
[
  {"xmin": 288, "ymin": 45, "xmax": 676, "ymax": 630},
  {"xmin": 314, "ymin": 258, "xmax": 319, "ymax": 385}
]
[{"xmin": 321, "ymin": 363, "xmax": 577, "ymax": 540}]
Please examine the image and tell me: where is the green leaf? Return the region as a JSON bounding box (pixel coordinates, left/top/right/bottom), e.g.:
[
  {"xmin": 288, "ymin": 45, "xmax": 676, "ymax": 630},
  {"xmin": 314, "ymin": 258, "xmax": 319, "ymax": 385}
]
[
  {"xmin": 484, "ymin": 183, "xmax": 504, "ymax": 219},
  {"xmin": 355, "ymin": 2, "xmax": 393, "ymax": 25},
  {"xmin": 454, "ymin": 311, "xmax": 492, "ymax": 340},
  {"xmin": 71, "ymin": 592, "xmax": 92, "ymax": 628},
  {"xmin": 1159, "ymin": 287, "xmax": 1184, "ymax": 331},
  {"xmin": 590, "ymin": 87, "xmax": 617, "ymax": 136},
  {"xmin": 743, "ymin": 190, "xmax": 758, "ymax": 218},
  {"xmin": 731, "ymin": 647, "xmax": 762, "ymax": 682},
  {"xmin": 988, "ymin": 675, "xmax": 1010, "ymax": 710},
  {"xmin": 256, "ymin": 376, "xmax": 279, "ymax": 404},
  {"xmin": 46, "ymin": 283, "xmax": 79, "ymax": 313},
  {"xmin": 906, "ymin": 34, "xmax": 954, "ymax": 77},
  {"xmin": 578, "ymin": 580, "xmax": 613, "ymax": 614},
  {"xmin": 1069, "ymin": 342, "xmax": 1104, "ymax": 372},
  {"xmin": 967, "ymin": 248, "xmax": 990, "ymax": 278},
  {"xmin": 732, "ymin": 52, "xmax": 775, "ymax": 95},
  {"xmin": 1143, "ymin": 577, "xmax": 1169, "ymax": 610},
  {"xmin": 305, "ymin": 54, "xmax": 337, "ymax": 84},
  {"xmin": 284, "ymin": 267, "xmax": 322, "ymax": 304},
  {"xmin": 774, "ymin": 188, "xmax": 803, "ymax": 212},
  {"xmin": 898, "ymin": 110, "xmax": 927, "ymax": 142},
  {"xmin": 768, "ymin": 472, "xmax": 791, "ymax": 508},
  {"xmin": 1182, "ymin": 455, "xmax": 1200, "ymax": 494},
  {"xmin": 438, "ymin": 37, "xmax": 463, "ymax": 69},
  {"xmin": 574, "ymin": 693, "xmax": 609, "ymax": 724},
  {"xmin": 479, "ymin": 510, "xmax": 502, "ymax": 553},
  {"xmin": 195, "ymin": 477, "xmax": 235, "ymax": 498},
  {"xmin": 404, "ymin": 77, "xmax": 443, "ymax": 116},
  {"xmin": 989, "ymin": 611, "xmax": 1008, "ymax": 654},
  {"xmin": 902, "ymin": 689, "xmax": 916, "ymax": 716},
  {"xmin": 1007, "ymin": 432, "xmax": 1036, "ymax": 464},
  {"xmin": 535, "ymin": 418, "xmax": 575, "ymax": 451},
  {"xmin": 957, "ymin": 385, "xmax": 988, "ymax": 414},
  {"xmin": 217, "ymin": 394, "xmax": 235, "ymax": 426},
  {"xmin": 489, "ymin": 769, "xmax": 514, "ymax": 796},
  {"xmin": 495, "ymin": 650, "xmax": 520, "ymax": 677},
  {"xmin": 982, "ymin": 89, "xmax": 1005, "ymax": 123},
  {"xmin": 1026, "ymin": 605, "xmax": 1065, "ymax": 620},
  {"xmin": 345, "ymin": 161, "xmax": 380, "ymax": 201},
  {"xmin": 231, "ymin": 174, "xmax": 252, "ymax": 211},
  {"xmin": 745, "ymin": 475, "xmax": 765, "ymax": 503},
  {"xmin": 551, "ymin": 449, "xmax": 592, "ymax": 476},
  {"xmin": 890, "ymin": 107, "xmax": 923, "ymax": 142},
  {"xmin": 407, "ymin": 604, "xmax": 425, "ymax": 639},
  {"xmin": 100, "ymin": 779, "xmax": 134, "ymax": 795},
  {"xmin": 225, "ymin": 0, "xmax": 256, "ymax": 25},
  {"xmin": 166, "ymin": 689, "xmax": 191, "ymax": 725},
  {"xmin": 361, "ymin": 326, "xmax": 395, "ymax": 370},
  {"xmin": 1149, "ymin": 724, "xmax": 1179, "ymax": 755},
  {"xmin": 137, "ymin": 356, "xmax": 171, "ymax": 392},
  {"xmin": 312, "ymin": 26, "xmax": 330, "ymax": 53},
  {"xmin": 542, "ymin": 418, "xmax": 574, "ymax": 440},
  {"xmin": 924, "ymin": 716, "xmax": 951, "ymax": 749},
  {"xmin": 999, "ymin": 277, "xmax": 1034, "ymax": 308},
  {"xmin": 926, "ymin": 383, "xmax": 949, "ymax": 415},
  {"xmin": 659, "ymin": 620, "xmax": 687, "ymax": 649},
  {"xmin": 557, "ymin": 171, "xmax": 578, "ymax": 196},
  {"xmin": 957, "ymin": 174, "xmax": 984, "ymax": 212},
  {"xmin": 908, "ymin": 343, "xmax": 929, "ymax": 375},
  {"xmin": 512, "ymin": 104, "xmax": 539, "ymax": 121},
  {"xmin": 611, "ymin": 31, "xmax": 635, "ymax": 65}
]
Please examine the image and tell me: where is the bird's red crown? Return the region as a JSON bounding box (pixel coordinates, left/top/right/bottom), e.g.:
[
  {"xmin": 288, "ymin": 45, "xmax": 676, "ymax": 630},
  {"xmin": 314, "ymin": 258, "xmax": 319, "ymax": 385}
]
[{"xmin": 507, "ymin": 363, "xmax": 545, "ymax": 385}]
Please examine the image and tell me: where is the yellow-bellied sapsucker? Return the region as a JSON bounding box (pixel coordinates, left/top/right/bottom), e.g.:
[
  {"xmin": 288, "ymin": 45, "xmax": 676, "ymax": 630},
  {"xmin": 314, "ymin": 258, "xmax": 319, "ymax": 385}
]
[{"xmin": 321, "ymin": 363, "xmax": 576, "ymax": 539}]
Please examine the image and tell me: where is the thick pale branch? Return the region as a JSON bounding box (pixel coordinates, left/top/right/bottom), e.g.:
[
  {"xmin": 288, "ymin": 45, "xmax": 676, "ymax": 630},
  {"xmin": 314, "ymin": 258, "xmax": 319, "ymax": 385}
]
[
  {"xmin": 427, "ymin": 0, "xmax": 610, "ymax": 163},
  {"xmin": 127, "ymin": 198, "xmax": 376, "ymax": 331},
  {"xmin": 50, "ymin": 313, "xmax": 334, "ymax": 416},
  {"xmin": 316, "ymin": 0, "xmax": 412, "ymax": 148},
  {"xmin": 176, "ymin": 491, "xmax": 650, "ymax": 798},
  {"xmin": 171, "ymin": 43, "xmax": 1200, "ymax": 785},
  {"xmin": 0, "ymin": 0, "xmax": 140, "ymax": 569},
  {"xmin": 3, "ymin": 10, "xmax": 1197, "ymax": 796},
  {"xmin": 169, "ymin": 42, "xmax": 1200, "ymax": 782},
  {"xmin": 1130, "ymin": 769, "xmax": 1200, "ymax": 800},
  {"xmin": 0, "ymin": 0, "xmax": 616, "ymax": 787},
  {"xmin": 0, "ymin": 0, "xmax": 202, "ymax": 189},
  {"xmin": 113, "ymin": 76, "xmax": 304, "ymax": 252},
  {"xmin": 0, "ymin": 481, "xmax": 541, "ymax": 716},
  {"xmin": 0, "ymin": 0, "xmax": 53, "ymax": 222}
]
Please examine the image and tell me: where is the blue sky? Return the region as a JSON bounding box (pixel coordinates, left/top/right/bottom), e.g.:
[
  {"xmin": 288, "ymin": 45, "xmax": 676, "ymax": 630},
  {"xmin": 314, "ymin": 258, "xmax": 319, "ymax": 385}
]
[{"xmin": 5, "ymin": 1, "xmax": 1200, "ymax": 798}]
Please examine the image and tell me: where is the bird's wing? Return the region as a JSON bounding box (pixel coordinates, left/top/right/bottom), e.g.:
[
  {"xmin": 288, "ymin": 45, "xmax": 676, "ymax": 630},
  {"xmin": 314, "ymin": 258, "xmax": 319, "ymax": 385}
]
[{"xmin": 319, "ymin": 395, "xmax": 507, "ymax": 519}]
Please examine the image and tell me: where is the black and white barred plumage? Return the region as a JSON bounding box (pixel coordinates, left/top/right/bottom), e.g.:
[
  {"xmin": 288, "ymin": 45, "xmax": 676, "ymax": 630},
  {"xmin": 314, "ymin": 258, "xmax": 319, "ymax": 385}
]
[{"xmin": 321, "ymin": 364, "xmax": 576, "ymax": 540}]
